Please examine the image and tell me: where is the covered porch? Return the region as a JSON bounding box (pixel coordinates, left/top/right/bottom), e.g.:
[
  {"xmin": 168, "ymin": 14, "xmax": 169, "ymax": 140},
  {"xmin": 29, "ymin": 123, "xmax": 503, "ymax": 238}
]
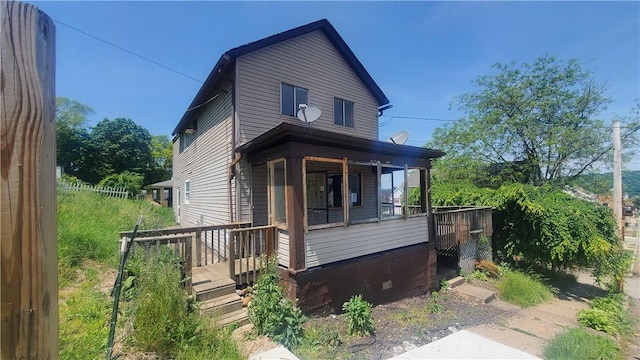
[{"xmin": 238, "ymin": 122, "xmax": 445, "ymax": 313}]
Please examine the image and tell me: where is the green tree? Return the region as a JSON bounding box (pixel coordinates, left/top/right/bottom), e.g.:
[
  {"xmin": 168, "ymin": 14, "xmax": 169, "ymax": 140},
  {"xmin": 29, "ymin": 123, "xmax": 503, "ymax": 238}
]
[
  {"xmin": 55, "ymin": 97, "xmax": 93, "ymax": 176},
  {"xmin": 98, "ymin": 171, "xmax": 144, "ymax": 198},
  {"xmin": 83, "ymin": 118, "xmax": 153, "ymax": 184},
  {"xmin": 145, "ymin": 135, "xmax": 173, "ymax": 185},
  {"xmin": 430, "ymin": 56, "xmax": 639, "ymax": 186}
]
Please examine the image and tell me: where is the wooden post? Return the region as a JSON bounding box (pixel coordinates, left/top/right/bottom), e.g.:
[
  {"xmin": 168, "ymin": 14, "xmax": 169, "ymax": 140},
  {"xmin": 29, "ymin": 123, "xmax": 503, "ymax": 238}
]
[
  {"xmin": 184, "ymin": 236, "xmax": 192, "ymax": 294},
  {"xmin": 1, "ymin": 2, "xmax": 58, "ymax": 359}
]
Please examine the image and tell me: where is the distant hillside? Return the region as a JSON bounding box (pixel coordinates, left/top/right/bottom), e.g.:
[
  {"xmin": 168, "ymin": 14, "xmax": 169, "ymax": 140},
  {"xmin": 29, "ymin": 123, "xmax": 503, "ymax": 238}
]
[{"xmin": 570, "ymin": 170, "xmax": 640, "ymax": 197}]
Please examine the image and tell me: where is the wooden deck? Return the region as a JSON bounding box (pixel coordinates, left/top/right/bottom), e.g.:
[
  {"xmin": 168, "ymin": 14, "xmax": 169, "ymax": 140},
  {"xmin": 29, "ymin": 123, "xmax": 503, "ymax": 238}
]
[{"xmin": 191, "ymin": 257, "xmax": 264, "ymax": 286}]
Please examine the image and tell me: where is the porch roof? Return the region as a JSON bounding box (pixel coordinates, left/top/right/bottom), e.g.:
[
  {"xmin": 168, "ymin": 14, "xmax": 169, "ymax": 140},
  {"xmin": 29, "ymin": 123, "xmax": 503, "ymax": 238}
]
[{"xmin": 236, "ymin": 122, "xmax": 446, "ymax": 161}]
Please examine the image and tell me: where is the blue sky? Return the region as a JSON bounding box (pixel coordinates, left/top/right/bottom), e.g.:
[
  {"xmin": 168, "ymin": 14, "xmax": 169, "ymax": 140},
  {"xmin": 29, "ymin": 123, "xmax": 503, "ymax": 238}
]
[{"xmin": 33, "ymin": 1, "xmax": 639, "ymax": 169}]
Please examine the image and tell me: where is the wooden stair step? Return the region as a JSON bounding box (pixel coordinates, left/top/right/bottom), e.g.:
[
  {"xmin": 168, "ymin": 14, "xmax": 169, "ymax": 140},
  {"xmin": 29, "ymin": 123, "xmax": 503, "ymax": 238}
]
[
  {"xmin": 193, "ymin": 277, "xmax": 236, "ymax": 301},
  {"xmin": 199, "ymin": 293, "xmax": 243, "ymax": 314},
  {"xmin": 216, "ymin": 308, "xmax": 250, "ymax": 328}
]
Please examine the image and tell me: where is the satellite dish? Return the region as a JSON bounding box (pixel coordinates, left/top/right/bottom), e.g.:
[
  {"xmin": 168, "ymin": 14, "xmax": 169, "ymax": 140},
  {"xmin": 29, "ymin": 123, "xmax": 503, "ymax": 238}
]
[
  {"xmin": 388, "ymin": 130, "xmax": 409, "ymax": 145},
  {"xmin": 296, "ymin": 104, "xmax": 321, "ymax": 123}
]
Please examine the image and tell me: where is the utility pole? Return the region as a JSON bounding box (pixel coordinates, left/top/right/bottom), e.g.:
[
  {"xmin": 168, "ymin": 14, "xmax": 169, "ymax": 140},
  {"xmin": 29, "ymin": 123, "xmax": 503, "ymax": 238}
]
[
  {"xmin": 613, "ymin": 121, "xmax": 623, "ymax": 238},
  {"xmin": 1, "ymin": 2, "xmax": 58, "ymax": 358}
]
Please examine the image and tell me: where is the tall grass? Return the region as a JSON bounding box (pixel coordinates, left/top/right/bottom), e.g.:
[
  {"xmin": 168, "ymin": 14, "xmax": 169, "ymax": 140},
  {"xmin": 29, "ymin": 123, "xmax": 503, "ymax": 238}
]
[
  {"xmin": 544, "ymin": 328, "xmax": 622, "ymax": 360},
  {"xmin": 496, "ymin": 269, "xmax": 553, "ymax": 307},
  {"xmin": 59, "ymin": 275, "xmax": 111, "ymax": 359},
  {"xmin": 126, "ymin": 247, "xmax": 242, "ymax": 359},
  {"xmin": 57, "ymin": 191, "xmax": 174, "ymax": 284}
]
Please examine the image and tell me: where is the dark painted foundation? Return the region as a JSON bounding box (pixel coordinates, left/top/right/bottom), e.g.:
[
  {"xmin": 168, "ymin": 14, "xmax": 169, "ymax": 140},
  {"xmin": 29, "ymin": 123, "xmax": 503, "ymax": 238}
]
[{"xmin": 278, "ymin": 243, "xmax": 438, "ymax": 315}]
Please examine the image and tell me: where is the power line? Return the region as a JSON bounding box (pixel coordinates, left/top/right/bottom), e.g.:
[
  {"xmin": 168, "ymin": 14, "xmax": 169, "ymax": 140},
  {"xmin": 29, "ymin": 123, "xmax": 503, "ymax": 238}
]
[{"xmin": 53, "ymin": 19, "xmax": 203, "ymax": 84}]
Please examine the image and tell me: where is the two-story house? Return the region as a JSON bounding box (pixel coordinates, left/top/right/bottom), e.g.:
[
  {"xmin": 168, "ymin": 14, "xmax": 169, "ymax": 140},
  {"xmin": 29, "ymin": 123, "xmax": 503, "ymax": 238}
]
[{"xmin": 172, "ymin": 19, "xmax": 445, "ymax": 314}]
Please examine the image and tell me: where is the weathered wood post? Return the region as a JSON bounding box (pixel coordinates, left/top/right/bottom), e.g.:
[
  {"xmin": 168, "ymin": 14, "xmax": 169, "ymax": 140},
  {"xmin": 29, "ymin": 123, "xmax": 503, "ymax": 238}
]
[{"xmin": 1, "ymin": 1, "xmax": 57, "ymax": 359}]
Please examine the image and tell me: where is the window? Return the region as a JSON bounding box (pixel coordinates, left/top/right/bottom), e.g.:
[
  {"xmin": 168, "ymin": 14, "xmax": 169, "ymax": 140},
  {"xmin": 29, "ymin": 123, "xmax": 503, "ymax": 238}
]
[
  {"xmin": 334, "ymin": 98, "xmax": 354, "ymax": 127},
  {"xmin": 268, "ymin": 160, "xmax": 287, "ymax": 225},
  {"xmin": 328, "ymin": 174, "xmax": 361, "ymax": 208},
  {"xmin": 184, "ymin": 180, "xmax": 190, "ymax": 204},
  {"xmin": 179, "ymin": 131, "xmax": 195, "ymax": 153},
  {"xmin": 281, "ymin": 83, "xmax": 309, "ymax": 116}
]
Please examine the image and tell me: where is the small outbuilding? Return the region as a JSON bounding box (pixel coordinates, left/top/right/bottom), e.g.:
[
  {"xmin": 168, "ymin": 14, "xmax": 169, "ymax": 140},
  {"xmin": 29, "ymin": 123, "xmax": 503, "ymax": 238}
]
[{"xmin": 144, "ymin": 179, "xmax": 173, "ymax": 207}]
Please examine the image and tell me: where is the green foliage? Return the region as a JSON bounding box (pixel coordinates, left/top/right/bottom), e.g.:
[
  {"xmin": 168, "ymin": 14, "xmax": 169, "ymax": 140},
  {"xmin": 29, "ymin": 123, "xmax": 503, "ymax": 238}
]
[
  {"xmin": 146, "ymin": 135, "xmax": 173, "ymax": 185},
  {"xmin": 98, "ymin": 171, "xmax": 144, "ymax": 198},
  {"xmin": 429, "ymin": 55, "xmax": 640, "ymax": 186},
  {"xmin": 544, "ymin": 328, "xmax": 622, "ymax": 360},
  {"xmin": 82, "ymin": 117, "xmax": 154, "ymax": 184},
  {"xmin": 465, "ymin": 270, "xmax": 489, "ymax": 283},
  {"xmin": 249, "ymin": 260, "xmax": 305, "ymax": 349},
  {"xmin": 56, "ymin": 97, "xmax": 93, "ymax": 177},
  {"xmin": 57, "ymin": 191, "xmax": 175, "ymax": 285},
  {"xmin": 425, "ymin": 291, "xmax": 443, "ymax": 314},
  {"xmin": 578, "ymin": 294, "xmax": 632, "ymax": 336},
  {"xmin": 59, "ymin": 281, "xmax": 110, "ymax": 360},
  {"xmin": 126, "ymin": 248, "xmax": 241, "ymax": 359},
  {"xmin": 496, "ymin": 269, "xmax": 552, "ymax": 307},
  {"xmin": 431, "ymin": 182, "xmax": 629, "ymax": 287},
  {"xmin": 342, "ymin": 295, "xmax": 374, "ymax": 337},
  {"xmin": 571, "ymin": 170, "xmax": 640, "ymax": 197}
]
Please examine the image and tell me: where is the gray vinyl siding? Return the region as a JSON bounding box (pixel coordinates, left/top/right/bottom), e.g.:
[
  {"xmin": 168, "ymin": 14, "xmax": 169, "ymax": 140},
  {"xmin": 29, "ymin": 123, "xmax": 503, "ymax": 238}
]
[
  {"xmin": 305, "ymin": 216, "xmax": 429, "ymax": 268},
  {"xmin": 172, "ymin": 82, "xmax": 233, "ymax": 227},
  {"xmin": 235, "ymin": 30, "xmax": 379, "ymax": 145},
  {"xmin": 252, "ymin": 164, "xmax": 269, "ymax": 226},
  {"xmin": 278, "ymin": 229, "xmax": 289, "ymax": 267}
]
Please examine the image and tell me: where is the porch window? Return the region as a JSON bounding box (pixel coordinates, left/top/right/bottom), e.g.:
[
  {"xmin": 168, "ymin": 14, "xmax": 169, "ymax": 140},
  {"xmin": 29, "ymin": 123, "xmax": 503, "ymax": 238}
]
[
  {"xmin": 334, "ymin": 98, "xmax": 354, "ymax": 127},
  {"xmin": 281, "ymin": 83, "xmax": 309, "ymax": 117},
  {"xmin": 268, "ymin": 159, "xmax": 287, "ymax": 225},
  {"xmin": 328, "ymin": 174, "xmax": 361, "ymax": 207}
]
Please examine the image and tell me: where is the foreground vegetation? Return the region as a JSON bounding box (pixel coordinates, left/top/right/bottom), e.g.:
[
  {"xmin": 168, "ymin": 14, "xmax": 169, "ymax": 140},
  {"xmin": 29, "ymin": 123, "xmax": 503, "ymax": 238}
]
[
  {"xmin": 58, "ymin": 191, "xmax": 242, "ymax": 359},
  {"xmin": 544, "ymin": 328, "xmax": 623, "ymax": 360}
]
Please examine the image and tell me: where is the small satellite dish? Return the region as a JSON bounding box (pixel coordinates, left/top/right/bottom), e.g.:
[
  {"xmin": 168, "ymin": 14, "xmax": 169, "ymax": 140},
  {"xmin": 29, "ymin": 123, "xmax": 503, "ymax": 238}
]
[
  {"xmin": 388, "ymin": 130, "xmax": 409, "ymax": 145},
  {"xmin": 296, "ymin": 104, "xmax": 321, "ymax": 123}
]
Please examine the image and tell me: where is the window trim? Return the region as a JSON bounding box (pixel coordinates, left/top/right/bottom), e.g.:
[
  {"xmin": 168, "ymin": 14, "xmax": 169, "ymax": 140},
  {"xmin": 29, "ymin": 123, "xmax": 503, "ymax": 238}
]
[
  {"xmin": 281, "ymin": 83, "xmax": 309, "ymax": 117},
  {"xmin": 267, "ymin": 158, "xmax": 287, "ymax": 228},
  {"xmin": 333, "ymin": 97, "xmax": 355, "ymax": 128},
  {"xmin": 184, "ymin": 179, "xmax": 190, "ymax": 204}
]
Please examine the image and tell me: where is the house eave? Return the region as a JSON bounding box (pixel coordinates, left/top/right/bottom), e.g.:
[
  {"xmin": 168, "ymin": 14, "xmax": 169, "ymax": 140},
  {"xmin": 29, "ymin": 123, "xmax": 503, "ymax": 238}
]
[{"xmin": 236, "ymin": 122, "xmax": 446, "ymax": 160}]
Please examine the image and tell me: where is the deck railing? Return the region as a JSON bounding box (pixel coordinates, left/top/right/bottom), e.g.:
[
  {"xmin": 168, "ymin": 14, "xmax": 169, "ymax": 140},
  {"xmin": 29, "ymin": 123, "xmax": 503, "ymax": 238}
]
[
  {"xmin": 228, "ymin": 225, "xmax": 278, "ymax": 285},
  {"xmin": 433, "ymin": 206, "xmax": 493, "ymax": 250},
  {"xmin": 119, "ymin": 222, "xmax": 279, "ymax": 287}
]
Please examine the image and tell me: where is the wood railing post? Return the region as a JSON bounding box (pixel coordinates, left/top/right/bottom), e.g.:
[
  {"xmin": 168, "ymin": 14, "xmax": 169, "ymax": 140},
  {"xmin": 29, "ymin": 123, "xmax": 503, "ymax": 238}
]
[
  {"xmin": 195, "ymin": 227, "xmax": 202, "ymax": 267},
  {"xmin": 184, "ymin": 236, "xmax": 192, "ymax": 294},
  {"xmin": 229, "ymin": 232, "xmax": 236, "ymax": 280}
]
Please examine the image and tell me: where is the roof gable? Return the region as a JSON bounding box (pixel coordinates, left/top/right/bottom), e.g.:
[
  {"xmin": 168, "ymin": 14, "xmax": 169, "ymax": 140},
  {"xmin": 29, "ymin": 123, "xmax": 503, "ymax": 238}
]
[{"xmin": 173, "ymin": 19, "xmax": 389, "ymax": 135}]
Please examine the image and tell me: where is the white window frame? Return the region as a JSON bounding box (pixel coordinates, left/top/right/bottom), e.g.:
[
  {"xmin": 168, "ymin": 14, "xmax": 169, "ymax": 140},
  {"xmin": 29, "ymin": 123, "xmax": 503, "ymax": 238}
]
[{"xmin": 184, "ymin": 179, "xmax": 190, "ymax": 204}]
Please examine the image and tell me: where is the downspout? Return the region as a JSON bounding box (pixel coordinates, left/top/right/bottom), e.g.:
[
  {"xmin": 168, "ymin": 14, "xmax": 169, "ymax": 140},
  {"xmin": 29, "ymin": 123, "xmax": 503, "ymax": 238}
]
[{"xmin": 220, "ymin": 67, "xmax": 240, "ymax": 224}]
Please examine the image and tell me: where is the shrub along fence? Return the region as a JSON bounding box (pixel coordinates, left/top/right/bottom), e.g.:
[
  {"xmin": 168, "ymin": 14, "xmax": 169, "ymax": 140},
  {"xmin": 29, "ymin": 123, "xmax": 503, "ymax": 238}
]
[{"xmin": 57, "ymin": 179, "xmax": 129, "ymax": 199}]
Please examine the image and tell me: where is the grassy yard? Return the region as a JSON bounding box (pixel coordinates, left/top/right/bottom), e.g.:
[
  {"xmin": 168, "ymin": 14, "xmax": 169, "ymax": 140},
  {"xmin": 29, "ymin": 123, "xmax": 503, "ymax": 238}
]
[{"xmin": 57, "ymin": 191, "xmax": 242, "ymax": 359}]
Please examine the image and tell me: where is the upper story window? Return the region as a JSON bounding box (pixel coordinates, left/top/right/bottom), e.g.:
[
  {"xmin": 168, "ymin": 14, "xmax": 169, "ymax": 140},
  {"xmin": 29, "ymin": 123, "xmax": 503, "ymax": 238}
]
[
  {"xmin": 281, "ymin": 83, "xmax": 309, "ymax": 117},
  {"xmin": 334, "ymin": 98, "xmax": 354, "ymax": 128}
]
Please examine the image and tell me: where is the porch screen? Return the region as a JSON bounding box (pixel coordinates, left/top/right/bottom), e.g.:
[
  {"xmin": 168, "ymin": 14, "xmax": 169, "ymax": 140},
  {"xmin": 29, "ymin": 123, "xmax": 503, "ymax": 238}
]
[{"xmin": 269, "ymin": 160, "xmax": 287, "ymax": 225}]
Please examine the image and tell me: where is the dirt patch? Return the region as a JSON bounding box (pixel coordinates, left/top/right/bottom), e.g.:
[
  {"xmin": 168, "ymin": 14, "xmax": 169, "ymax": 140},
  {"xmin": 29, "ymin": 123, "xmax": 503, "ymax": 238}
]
[{"xmin": 291, "ymin": 284, "xmax": 514, "ymax": 360}]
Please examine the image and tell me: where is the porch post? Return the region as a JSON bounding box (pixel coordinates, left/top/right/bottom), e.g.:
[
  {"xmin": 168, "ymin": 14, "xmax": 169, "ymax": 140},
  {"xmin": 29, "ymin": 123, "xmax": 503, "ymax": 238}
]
[
  {"xmin": 286, "ymin": 157, "xmax": 306, "ymax": 271},
  {"xmin": 425, "ymin": 162, "xmax": 436, "ymax": 244}
]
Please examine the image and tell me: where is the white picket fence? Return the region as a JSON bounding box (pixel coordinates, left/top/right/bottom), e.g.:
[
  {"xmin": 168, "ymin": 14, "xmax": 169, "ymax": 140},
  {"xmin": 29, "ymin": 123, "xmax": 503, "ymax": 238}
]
[{"xmin": 57, "ymin": 180, "xmax": 129, "ymax": 199}]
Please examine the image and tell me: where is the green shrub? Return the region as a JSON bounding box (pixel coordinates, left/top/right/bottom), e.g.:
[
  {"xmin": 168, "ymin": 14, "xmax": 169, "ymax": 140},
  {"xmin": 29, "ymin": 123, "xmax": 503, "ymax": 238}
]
[
  {"xmin": 249, "ymin": 260, "xmax": 305, "ymax": 349},
  {"xmin": 342, "ymin": 295, "xmax": 374, "ymax": 337},
  {"xmin": 544, "ymin": 328, "xmax": 622, "ymax": 360},
  {"xmin": 465, "ymin": 270, "xmax": 489, "ymax": 283},
  {"xmin": 578, "ymin": 294, "xmax": 632, "ymax": 336},
  {"xmin": 496, "ymin": 269, "xmax": 552, "ymax": 307},
  {"xmin": 98, "ymin": 171, "xmax": 144, "ymax": 198}
]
